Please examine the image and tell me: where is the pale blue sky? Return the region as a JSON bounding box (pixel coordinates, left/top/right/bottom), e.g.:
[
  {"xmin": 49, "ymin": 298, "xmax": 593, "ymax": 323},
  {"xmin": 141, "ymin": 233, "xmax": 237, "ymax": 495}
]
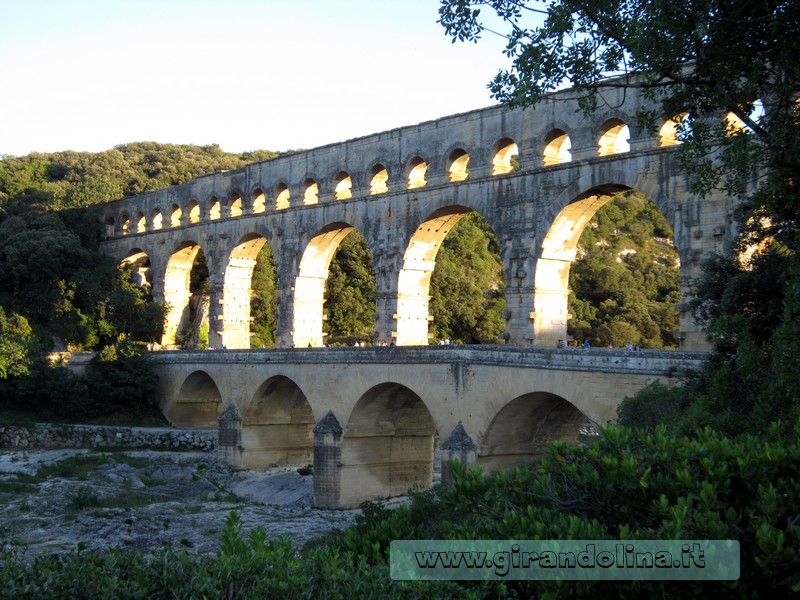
[{"xmin": 0, "ymin": 0, "xmax": 511, "ymax": 156}]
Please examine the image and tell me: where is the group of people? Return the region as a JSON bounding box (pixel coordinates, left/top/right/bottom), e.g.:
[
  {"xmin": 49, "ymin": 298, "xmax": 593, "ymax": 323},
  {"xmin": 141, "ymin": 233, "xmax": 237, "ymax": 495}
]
[{"xmin": 554, "ymin": 339, "xmax": 643, "ymax": 351}]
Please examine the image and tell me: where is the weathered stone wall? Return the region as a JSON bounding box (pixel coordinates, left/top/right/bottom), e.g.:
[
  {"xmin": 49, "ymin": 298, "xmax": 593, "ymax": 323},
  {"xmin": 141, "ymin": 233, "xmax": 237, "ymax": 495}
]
[
  {"xmin": 0, "ymin": 423, "xmax": 217, "ymax": 451},
  {"xmin": 98, "ymin": 75, "xmax": 749, "ymax": 352}
]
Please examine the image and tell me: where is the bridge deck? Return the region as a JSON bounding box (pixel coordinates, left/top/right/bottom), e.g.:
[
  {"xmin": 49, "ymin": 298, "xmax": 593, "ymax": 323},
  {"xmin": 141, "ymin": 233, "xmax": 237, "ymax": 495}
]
[{"xmin": 148, "ymin": 345, "xmax": 708, "ymax": 376}]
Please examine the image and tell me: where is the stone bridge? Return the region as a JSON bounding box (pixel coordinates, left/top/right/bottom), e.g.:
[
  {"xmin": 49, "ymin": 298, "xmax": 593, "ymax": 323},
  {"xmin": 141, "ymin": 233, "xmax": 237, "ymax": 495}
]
[
  {"xmin": 150, "ymin": 346, "xmax": 706, "ymax": 508},
  {"xmin": 98, "ymin": 78, "xmax": 742, "ymax": 352}
]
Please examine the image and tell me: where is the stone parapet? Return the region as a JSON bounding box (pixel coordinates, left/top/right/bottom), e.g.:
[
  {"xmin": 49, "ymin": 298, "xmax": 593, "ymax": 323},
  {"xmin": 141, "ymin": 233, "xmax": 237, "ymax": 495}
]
[
  {"xmin": 0, "ymin": 423, "xmax": 216, "ymax": 451},
  {"xmin": 148, "ymin": 346, "xmax": 708, "ymax": 377}
]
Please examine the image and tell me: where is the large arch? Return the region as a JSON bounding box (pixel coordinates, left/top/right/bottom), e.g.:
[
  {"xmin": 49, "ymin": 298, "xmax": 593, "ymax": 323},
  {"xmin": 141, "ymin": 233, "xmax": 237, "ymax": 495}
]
[
  {"xmin": 534, "ymin": 184, "xmax": 683, "ymax": 347},
  {"xmin": 396, "ymin": 205, "xmax": 473, "ymax": 345},
  {"xmin": 221, "ymin": 233, "xmax": 272, "ymax": 349},
  {"xmin": 167, "ymin": 370, "xmax": 222, "ymax": 427},
  {"xmin": 533, "ymin": 187, "xmax": 627, "ymax": 346},
  {"xmin": 293, "ymin": 222, "xmax": 369, "ymax": 348},
  {"xmin": 240, "ymin": 376, "xmax": 314, "ymax": 469},
  {"xmin": 339, "ymin": 382, "xmax": 436, "ymax": 507},
  {"xmin": 162, "ymin": 241, "xmax": 205, "ymax": 345},
  {"xmin": 478, "ymin": 392, "xmax": 592, "ymax": 473}
]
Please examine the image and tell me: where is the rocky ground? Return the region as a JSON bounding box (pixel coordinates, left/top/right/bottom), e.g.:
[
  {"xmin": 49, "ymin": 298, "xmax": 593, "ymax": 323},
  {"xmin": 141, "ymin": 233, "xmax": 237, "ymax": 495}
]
[{"xmin": 0, "ymin": 449, "xmax": 359, "ymax": 561}]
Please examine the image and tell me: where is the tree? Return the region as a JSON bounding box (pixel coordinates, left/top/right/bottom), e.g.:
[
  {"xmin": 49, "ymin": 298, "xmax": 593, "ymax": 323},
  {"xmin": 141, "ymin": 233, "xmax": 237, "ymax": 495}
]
[
  {"xmin": 324, "ymin": 233, "xmax": 376, "ymax": 344},
  {"xmin": 250, "ymin": 243, "xmax": 278, "ymax": 348},
  {"xmin": 568, "ymin": 191, "xmax": 680, "ymax": 348},
  {"xmin": 440, "ymin": 0, "xmax": 800, "ymax": 433},
  {"xmin": 0, "ymin": 307, "xmax": 33, "ymax": 379},
  {"xmin": 429, "ymin": 212, "xmax": 506, "ymax": 344}
]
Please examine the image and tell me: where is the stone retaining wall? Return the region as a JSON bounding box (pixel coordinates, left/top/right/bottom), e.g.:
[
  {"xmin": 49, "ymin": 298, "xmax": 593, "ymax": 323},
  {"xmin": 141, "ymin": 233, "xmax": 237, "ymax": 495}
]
[{"xmin": 0, "ymin": 424, "xmax": 217, "ymax": 451}]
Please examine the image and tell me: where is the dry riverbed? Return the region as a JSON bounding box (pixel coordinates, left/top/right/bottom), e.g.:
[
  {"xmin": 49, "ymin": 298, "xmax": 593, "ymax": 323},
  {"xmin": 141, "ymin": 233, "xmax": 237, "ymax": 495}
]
[{"xmin": 0, "ymin": 449, "xmax": 358, "ymax": 560}]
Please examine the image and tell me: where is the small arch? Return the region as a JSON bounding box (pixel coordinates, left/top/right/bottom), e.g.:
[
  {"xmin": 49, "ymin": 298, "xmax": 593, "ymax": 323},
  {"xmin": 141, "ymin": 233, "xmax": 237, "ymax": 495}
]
[
  {"xmin": 169, "ymin": 204, "xmax": 182, "ymax": 227},
  {"xmin": 478, "ymin": 392, "xmax": 590, "ymax": 472},
  {"xmin": 542, "ymin": 129, "xmax": 572, "ymax": 166},
  {"xmin": 208, "ymin": 197, "xmax": 221, "ymax": 220},
  {"xmin": 303, "ymin": 179, "xmax": 319, "ymax": 205},
  {"xmin": 105, "ymin": 217, "xmax": 116, "ymax": 237},
  {"xmin": 492, "ymin": 138, "xmax": 519, "ymax": 174},
  {"xmin": 188, "ymin": 199, "xmax": 201, "ymax": 224},
  {"xmin": 229, "ymin": 193, "xmax": 243, "ymax": 217},
  {"xmin": 659, "ymin": 113, "xmax": 688, "ymax": 147},
  {"xmin": 447, "ymin": 149, "xmax": 470, "ymax": 182},
  {"xmin": 168, "ymin": 371, "xmax": 223, "ymax": 427},
  {"xmin": 134, "ymin": 212, "xmax": 146, "ymax": 234},
  {"xmin": 252, "ymin": 188, "xmax": 266, "ymax": 214},
  {"xmin": 407, "ymin": 156, "xmax": 427, "ymax": 189},
  {"xmin": 240, "ymin": 376, "xmax": 314, "ymax": 468},
  {"xmin": 275, "ymin": 183, "xmax": 290, "ymax": 210},
  {"xmin": 369, "ymin": 164, "xmax": 389, "ymax": 195},
  {"xmin": 334, "ymin": 172, "xmax": 353, "ymax": 200},
  {"xmin": 120, "ymin": 214, "xmax": 131, "ymax": 235},
  {"xmin": 339, "ymin": 382, "xmax": 436, "ymax": 507},
  {"xmin": 597, "ymin": 119, "xmax": 630, "ymax": 156},
  {"xmin": 151, "ymin": 208, "xmax": 163, "ymax": 231}
]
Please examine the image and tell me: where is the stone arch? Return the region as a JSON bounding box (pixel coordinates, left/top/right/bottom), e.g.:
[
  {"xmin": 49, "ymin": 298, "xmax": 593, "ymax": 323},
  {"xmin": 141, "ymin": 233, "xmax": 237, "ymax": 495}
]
[
  {"xmin": 406, "ymin": 156, "xmax": 428, "ymax": 189},
  {"xmin": 167, "ymin": 370, "xmax": 223, "ymax": 427},
  {"xmin": 303, "ymin": 178, "xmax": 319, "ymax": 205},
  {"xmin": 208, "ymin": 196, "xmax": 221, "ymax": 220},
  {"xmin": 533, "ymin": 183, "xmax": 683, "ymax": 347},
  {"xmin": 339, "ymin": 382, "xmax": 436, "ymax": 507},
  {"xmin": 478, "ymin": 392, "xmax": 592, "ymax": 472},
  {"xmin": 162, "ymin": 240, "xmax": 205, "ymax": 345},
  {"xmin": 597, "ymin": 118, "xmax": 630, "ymax": 156},
  {"xmin": 221, "ymin": 232, "xmax": 273, "ymax": 349},
  {"xmin": 229, "ymin": 193, "xmax": 243, "ymax": 218},
  {"xmin": 447, "ymin": 148, "xmax": 470, "ymax": 182},
  {"xmin": 252, "ymin": 187, "xmax": 266, "ymax": 214},
  {"xmin": 134, "ymin": 212, "xmax": 146, "ymax": 234},
  {"xmin": 396, "ymin": 205, "xmax": 475, "ymax": 346},
  {"xmin": 188, "ymin": 199, "xmax": 201, "ymax": 224},
  {"xmin": 369, "ymin": 163, "xmax": 389, "ymax": 195},
  {"xmin": 275, "ymin": 182, "xmax": 290, "ymax": 210},
  {"xmin": 120, "ymin": 213, "xmax": 131, "ymax": 235},
  {"xmin": 334, "ymin": 171, "xmax": 353, "ymax": 200},
  {"xmin": 121, "ymin": 248, "xmax": 152, "ymax": 288},
  {"xmin": 293, "ymin": 222, "xmax": 368, "ymax": 347},
  {"xmin": 492, "ymin": 137, "xmax": 519, "ymax": 175},
  {"xmin": 169, "ymin": 203, "xmax": 182, "ymax": 227},
  {"xmin": 151, "ymin": 208, "xmax": 163, "ymax": 231},
  {"xmin": 542, "ymin": 128, "xmax": 572, "ymax": 166},
  {"xmin": 239, "ymin": 375, "xmax": 314, "ymax": 469}
]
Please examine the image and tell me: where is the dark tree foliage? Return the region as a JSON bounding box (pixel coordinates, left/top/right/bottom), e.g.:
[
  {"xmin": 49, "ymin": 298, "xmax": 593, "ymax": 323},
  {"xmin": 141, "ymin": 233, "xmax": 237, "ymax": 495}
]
[
  {"xmin": 440, "ymin": 0, "xmax": 800, "ymax": 435},
  {"xmin": 323, "ymin": 233, "xmax": 377, "ymax": 344},
  {"xmin": 250, "ymin": 243, "xmax": 278, "ymax": 348},
  {"xmin": 428, "ymin": 212, "xmax": 506, "ymax": 344},
  {"xmin": 568, "ymin": 191, "xmax": 680, "ymax": 348},
  {"xmin": 0, "ymin": 142, "xmax": 285, "ymax": 212}
]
